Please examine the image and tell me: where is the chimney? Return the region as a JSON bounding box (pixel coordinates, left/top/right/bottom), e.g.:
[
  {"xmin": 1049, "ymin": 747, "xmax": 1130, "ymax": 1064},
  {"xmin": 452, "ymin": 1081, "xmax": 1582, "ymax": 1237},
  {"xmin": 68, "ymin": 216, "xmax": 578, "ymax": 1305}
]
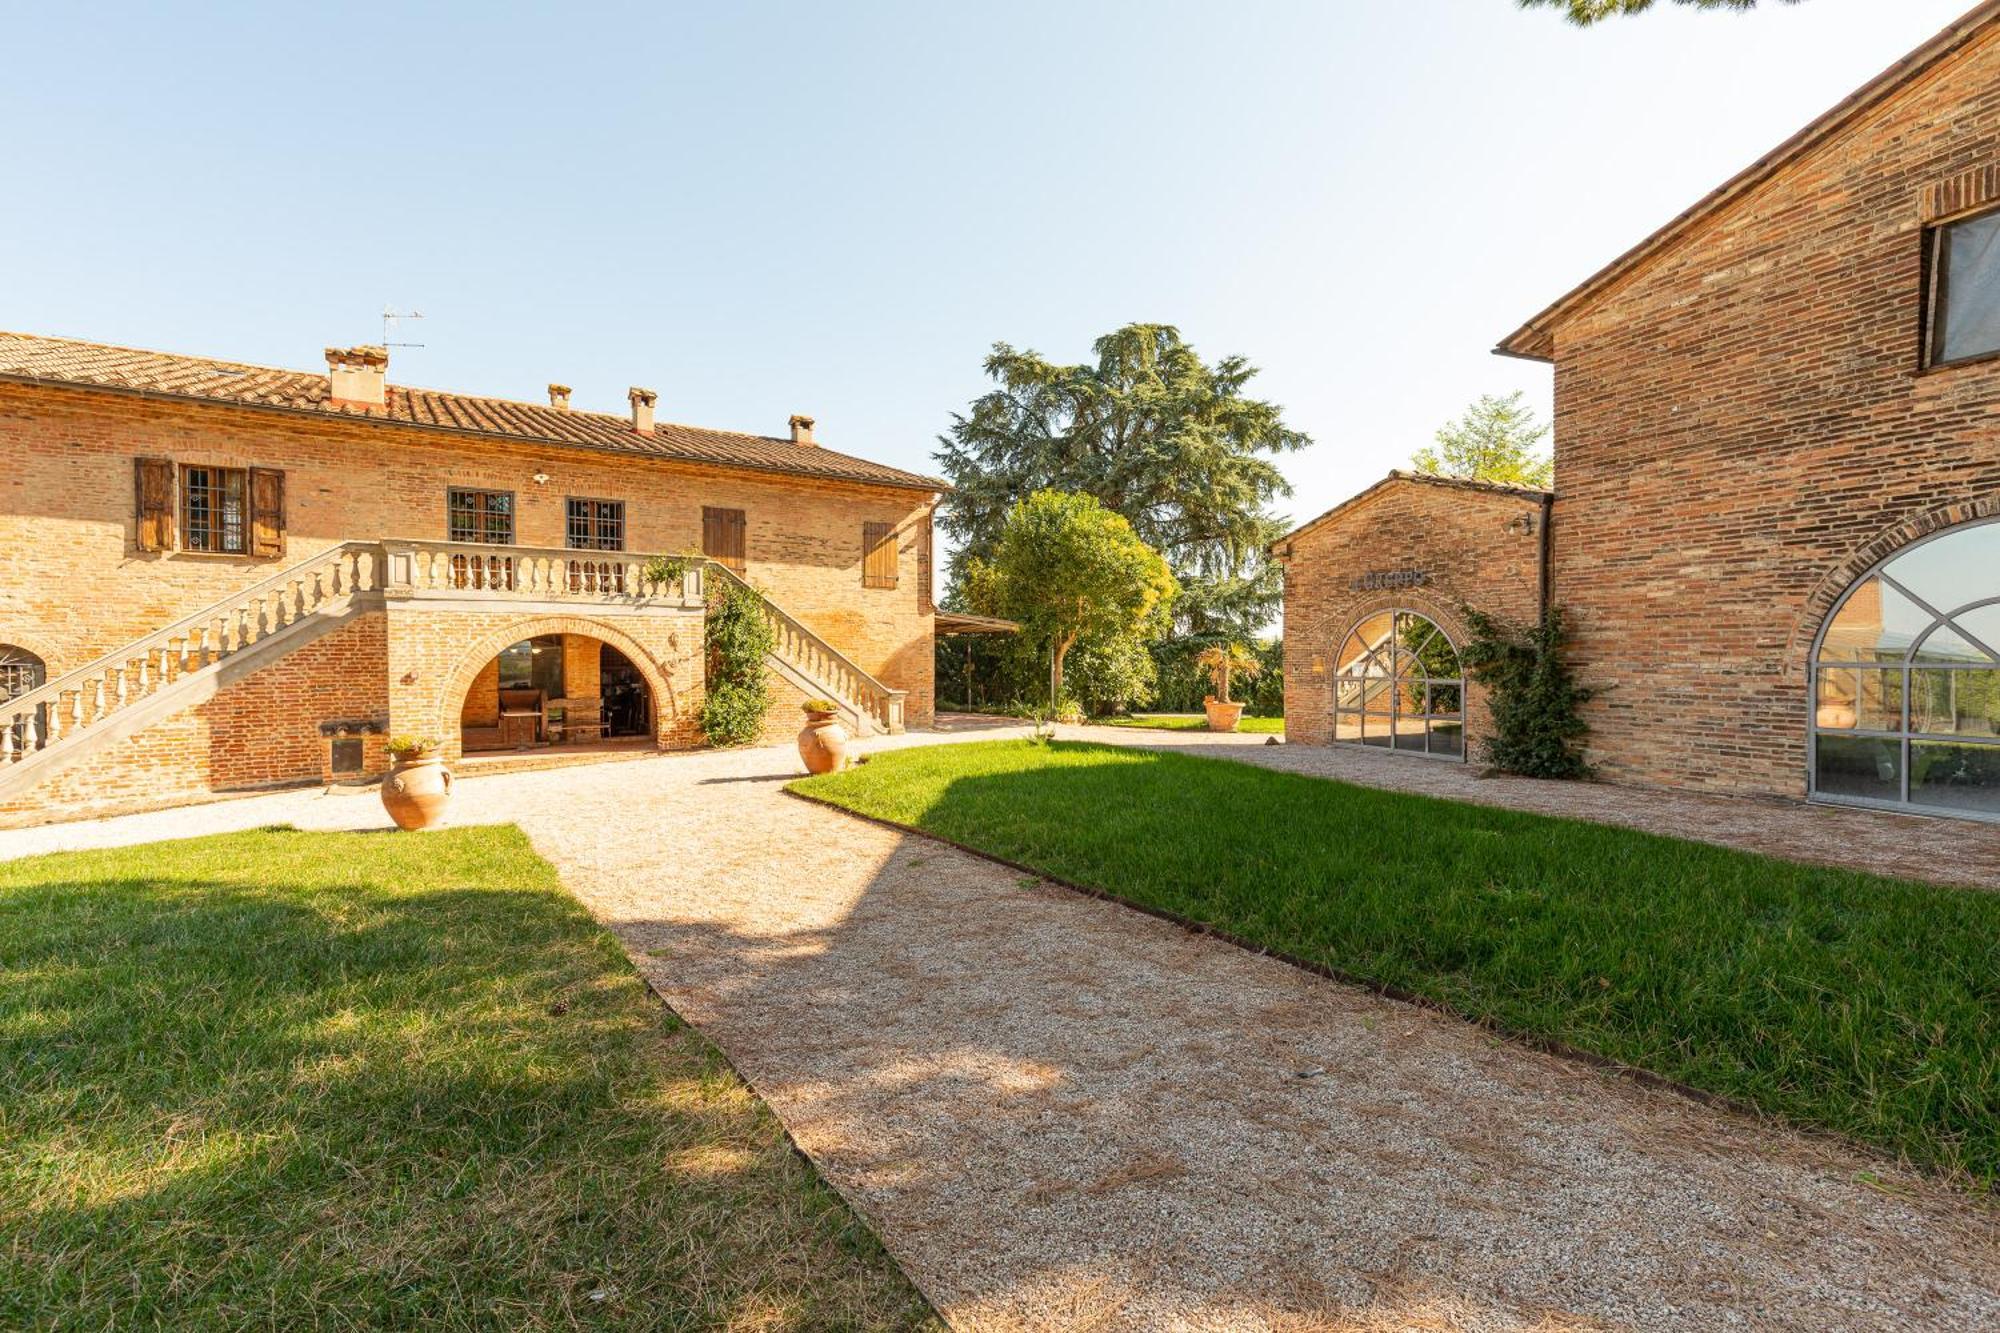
[
  {"xmin": 325, "ymin": 345, "xmax": 388, "ymax": 409},
  {"xmin": 548, "ymin": 383, "xmax": 572, "ymax": 411},
  {"xmin": 628, "ymin": 386, "xmax": 657, "ymax": 435},
  {"xmin": 789, "ymin": 413, "xmax": 816, "ymax": 446}
]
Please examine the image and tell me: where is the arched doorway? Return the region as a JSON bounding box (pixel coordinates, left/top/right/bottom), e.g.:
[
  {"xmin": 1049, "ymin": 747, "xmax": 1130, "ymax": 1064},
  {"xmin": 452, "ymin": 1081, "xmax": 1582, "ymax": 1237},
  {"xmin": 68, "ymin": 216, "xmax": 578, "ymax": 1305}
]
[
  {"xmin": 1809, "ymin": 518, "xmax": 2000, "ymax": 819},
  {"xmin": 458, "ymin": 631, "xmax": 655, "ymax": 752},
  {"xmin": 599, "ymin": 643, "xmax": 652, "ymax": 737},
  {"xmin": 1330, "ymin": 609, "xmax": 1464, "ymax": 759}
]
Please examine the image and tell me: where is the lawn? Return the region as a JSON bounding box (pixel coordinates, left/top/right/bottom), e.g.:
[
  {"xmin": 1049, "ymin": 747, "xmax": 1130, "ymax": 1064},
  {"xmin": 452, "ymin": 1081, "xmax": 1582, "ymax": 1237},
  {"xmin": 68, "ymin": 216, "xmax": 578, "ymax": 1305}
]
[
  {"xmin": 1100, "ymin": 712, "xmax": 1286, "ymax": 734},
  {"xmin": 796, "ymin": 740, "xmax": 2000, "ymax": 1188},
  {"xmin": 0, "ymin": 826, "xmax": 935, "ymax": 1331}
]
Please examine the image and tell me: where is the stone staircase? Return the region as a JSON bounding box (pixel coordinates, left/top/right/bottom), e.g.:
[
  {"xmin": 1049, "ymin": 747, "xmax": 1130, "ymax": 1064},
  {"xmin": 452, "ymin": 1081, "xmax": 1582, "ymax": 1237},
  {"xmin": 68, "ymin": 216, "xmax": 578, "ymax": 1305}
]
[
  {"xmin": 705, "ymin": 561, "xmax": 907, "ymax": 736},
  {"xmin": 0, "ymin": 543, "xmax": 904, "ymax": 806}
]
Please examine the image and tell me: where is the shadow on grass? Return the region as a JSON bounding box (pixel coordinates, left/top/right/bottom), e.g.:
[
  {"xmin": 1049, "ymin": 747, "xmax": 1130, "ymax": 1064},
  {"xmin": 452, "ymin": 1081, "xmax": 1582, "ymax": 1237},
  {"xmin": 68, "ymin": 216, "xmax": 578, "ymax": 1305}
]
[
  {"xmin": 0, "ymin": 826, "xmax": 934, "ymax": 1332},
  {"xmin": 797, "ymin": 740, "xmax": 2000, "ymax": 1190}
]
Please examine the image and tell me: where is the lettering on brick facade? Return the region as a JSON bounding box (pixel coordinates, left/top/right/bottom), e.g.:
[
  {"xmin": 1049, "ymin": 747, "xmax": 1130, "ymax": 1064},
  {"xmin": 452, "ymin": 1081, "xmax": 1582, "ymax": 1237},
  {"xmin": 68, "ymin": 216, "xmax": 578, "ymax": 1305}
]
[{"xmin": 1349, "ymin": 568, "xmax": 1430, "ymax": 592}]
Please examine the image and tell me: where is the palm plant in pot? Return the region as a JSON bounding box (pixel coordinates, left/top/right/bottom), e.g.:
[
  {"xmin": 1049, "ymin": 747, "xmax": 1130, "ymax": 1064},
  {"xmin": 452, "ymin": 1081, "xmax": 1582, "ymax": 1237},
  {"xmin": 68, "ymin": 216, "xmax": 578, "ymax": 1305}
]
[{"xmin": 1195, "ymin": 642, "xmax": 1261, "ymax": 732}]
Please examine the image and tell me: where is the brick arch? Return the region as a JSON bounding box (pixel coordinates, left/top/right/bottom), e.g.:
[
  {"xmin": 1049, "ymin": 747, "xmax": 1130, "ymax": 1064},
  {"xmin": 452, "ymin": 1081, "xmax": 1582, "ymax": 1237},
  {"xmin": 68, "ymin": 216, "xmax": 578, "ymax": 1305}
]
[
  {"xmin": 0, "ymin": 634, "xmax": 60, "ymax": 682},
  {"xmin": 1784, "ymin": 494, "xmax": 2000, "ymax": 680},
  {"xmin": 434, "ymin": 615, "xmax": 680, "ymax": 751},
  {"xmin": 1297, "ymin": 589, "xmax": 1473, "ymax": 667}
]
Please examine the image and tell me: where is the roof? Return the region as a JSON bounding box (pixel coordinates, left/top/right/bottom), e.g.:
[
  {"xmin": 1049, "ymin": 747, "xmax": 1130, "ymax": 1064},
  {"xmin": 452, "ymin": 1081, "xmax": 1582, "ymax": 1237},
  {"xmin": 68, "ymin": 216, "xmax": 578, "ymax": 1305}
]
[
  {"xmin": 0, "ymin": 330, "xmax": 947, "ymax": 493},
  {"xmin": 1270, "ymin": 470, "xmax": 1548, "ymax": 553},
  {"xmin": 1496, "ymin": 0, "xmax": 2000, "ymax": 362},
  {"xmin": 933, "ymin": 611, "xmax": 1021, "ymax": 636}
]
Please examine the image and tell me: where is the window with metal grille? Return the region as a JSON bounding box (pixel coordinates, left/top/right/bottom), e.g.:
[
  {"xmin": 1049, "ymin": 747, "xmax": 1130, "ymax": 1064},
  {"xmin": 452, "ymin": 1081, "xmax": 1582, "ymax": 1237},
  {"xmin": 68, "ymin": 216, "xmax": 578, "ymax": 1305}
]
[
  {"xmin": 183, "ymin": 466, "xmax": 248, "ymax": 554},
  {"xmin": 862, "ymin": 521, "xmax": 898, "ymax": 589},
  {"xmin": 565, "ymin": 498, "xmax": 625, "ymax": 551},
  {"xmin": 0, "ymin": 645, "xmax": 44, "ymax": 702},
  {"xmin": 448, "ymin": 489, "xmax": 515, "ymax": 544}
]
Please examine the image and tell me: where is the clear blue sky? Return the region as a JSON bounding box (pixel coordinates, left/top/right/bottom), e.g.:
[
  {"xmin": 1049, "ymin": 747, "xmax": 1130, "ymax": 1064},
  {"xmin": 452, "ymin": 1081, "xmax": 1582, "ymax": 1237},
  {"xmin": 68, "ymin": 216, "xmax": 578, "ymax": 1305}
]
[{"xmin": 0, "ymin": 0, "xmax": 1974, "ymax": 565}]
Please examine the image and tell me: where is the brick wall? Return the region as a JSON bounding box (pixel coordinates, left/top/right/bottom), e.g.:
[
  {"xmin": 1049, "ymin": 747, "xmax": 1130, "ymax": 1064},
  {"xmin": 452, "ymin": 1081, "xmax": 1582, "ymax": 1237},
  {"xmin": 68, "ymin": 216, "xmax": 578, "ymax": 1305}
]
[
  {"xmin": 1278, "ymin": 476, "xmax": 1545, "ymax": 750},
  {"xmin": 0, "ymin": 383, "xmax": 935, "ymax": 726},
  {"xmin": 0, "ymin": 611, "xmax": 391, "ymax": 826},
  {"xmin": 1539, "ymin": 26, "xmax": 2000, "ymax": 797}
]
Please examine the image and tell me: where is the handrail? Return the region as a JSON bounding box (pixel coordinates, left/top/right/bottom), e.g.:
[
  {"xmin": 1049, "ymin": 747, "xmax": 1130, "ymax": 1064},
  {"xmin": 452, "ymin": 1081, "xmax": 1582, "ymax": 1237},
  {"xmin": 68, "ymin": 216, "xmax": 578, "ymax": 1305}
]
[
  {"xmin": 704, "ymin": 560, "xmax": 906, "ymax": 731},
  {"xmin": 3, "ymin": 542, "xmax": 381, "ymax": 727},
  {"xmin": 377, "ymin": 539, "xmax": 703, "ymax": 603}
]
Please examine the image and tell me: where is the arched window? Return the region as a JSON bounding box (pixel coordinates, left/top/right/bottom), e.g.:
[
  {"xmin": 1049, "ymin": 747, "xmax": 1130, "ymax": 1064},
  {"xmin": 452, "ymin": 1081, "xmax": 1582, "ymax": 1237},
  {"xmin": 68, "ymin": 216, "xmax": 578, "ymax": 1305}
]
[
  {"xmin": 1811, "ymin": 519, "xmax": 2000, "ymax": 819},
  {"xmin": 1331, "ymin": 610, "xmax": 1464, "ymax": 759},
  {"xmin": 0, "ymin": 645, "xmax": 44, "ymax": 702}
]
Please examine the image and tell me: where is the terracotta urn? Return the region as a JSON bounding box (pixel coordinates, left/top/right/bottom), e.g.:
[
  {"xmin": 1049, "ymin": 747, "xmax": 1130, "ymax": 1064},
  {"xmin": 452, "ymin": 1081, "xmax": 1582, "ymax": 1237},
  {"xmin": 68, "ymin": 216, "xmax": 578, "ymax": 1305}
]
[
  {"xmin": 381, "ymin": 748, "xmax": 454, "ymax": 830},
  {"xmin": 1204, "ymin": 698, "xmax": 1246, "ymax": 733},
  {"xmin": 798, "ymin": 708, "xmax": 851, "ymax": 775}
]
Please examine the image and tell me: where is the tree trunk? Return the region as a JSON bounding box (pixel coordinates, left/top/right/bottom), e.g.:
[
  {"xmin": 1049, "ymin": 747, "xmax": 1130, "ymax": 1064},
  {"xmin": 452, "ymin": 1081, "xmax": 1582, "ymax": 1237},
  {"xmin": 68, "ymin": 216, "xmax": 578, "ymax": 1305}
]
[{"xmin": 1051, "ymin": 632, "xmax": 1076, "ymax": 706}]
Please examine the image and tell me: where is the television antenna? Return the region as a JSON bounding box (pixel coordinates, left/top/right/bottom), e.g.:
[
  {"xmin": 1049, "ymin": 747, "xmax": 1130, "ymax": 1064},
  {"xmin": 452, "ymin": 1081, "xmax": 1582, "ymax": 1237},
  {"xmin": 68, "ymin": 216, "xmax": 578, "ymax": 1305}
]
[{"xmin": 381, "ymin": 306, "xmax": 425, "ymax": 349}]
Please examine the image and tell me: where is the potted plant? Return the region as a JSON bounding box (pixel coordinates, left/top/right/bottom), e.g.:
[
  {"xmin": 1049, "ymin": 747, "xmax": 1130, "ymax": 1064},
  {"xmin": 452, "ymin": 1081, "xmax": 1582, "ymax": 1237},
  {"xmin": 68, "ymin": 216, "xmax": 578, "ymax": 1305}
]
[
  {"xmin": 796, "ymin": 698, "xmax": 851, "ymax": 775},
  {"xmin": 1196, "ymin": 642, "xmax": 1261, "ymax": 732},
  {"xmin": 380, "ymin": 734, "xmax": 452, "ymax": 830}
]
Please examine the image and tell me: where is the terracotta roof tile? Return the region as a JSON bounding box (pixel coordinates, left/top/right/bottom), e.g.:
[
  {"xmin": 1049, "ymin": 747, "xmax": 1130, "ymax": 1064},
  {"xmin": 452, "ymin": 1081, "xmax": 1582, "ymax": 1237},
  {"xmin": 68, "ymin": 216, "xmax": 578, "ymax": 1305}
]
[{"xmin": 0, "ymin": 330, "xmax": 947, "ymax": 493}]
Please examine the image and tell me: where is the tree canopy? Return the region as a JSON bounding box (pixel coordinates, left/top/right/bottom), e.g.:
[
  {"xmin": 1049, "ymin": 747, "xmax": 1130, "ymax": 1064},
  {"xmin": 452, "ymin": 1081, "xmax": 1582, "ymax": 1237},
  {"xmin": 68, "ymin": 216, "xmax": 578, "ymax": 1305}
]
[
  {"xmin": 1411, "ymin": 392, "xmax": 1553, "ymax": 489},
  {"xmin": 936, "ymin": 323, "xmax": 1307, "ymax": 638},
  {"xmin": 963, "ymin": 490, "xmax": 1177, "ymax": 707},
  {"xmin": 1518, "ymin": 0, "xmax": 1796, "ymax": 23}
]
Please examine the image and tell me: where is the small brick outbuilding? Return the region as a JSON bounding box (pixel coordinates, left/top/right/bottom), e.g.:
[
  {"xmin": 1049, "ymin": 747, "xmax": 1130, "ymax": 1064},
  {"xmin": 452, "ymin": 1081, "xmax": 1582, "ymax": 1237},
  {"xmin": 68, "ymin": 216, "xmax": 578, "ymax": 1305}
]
[{"xmin": 1272, "ymin": 472, "xmax": 1548, "ymax": 756}]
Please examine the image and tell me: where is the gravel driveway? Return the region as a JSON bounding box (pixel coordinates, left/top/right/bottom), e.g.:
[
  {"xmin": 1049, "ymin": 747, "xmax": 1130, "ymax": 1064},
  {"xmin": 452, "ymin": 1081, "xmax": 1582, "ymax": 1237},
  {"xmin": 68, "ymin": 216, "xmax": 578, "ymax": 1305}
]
[{"xmin": 3, "ymin": 729, "xmax": 1996, "ymax": 1330}]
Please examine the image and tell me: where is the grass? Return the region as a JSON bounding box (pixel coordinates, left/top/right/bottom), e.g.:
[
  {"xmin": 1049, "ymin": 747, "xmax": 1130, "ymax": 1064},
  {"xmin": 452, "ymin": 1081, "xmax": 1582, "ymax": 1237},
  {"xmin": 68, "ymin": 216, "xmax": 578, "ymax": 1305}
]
[
  {"xmin": 1100, "ymin": 712, "xmax": 1286, "ymax": 734},
  {"xmin": 797, "ymin": 740, "xmax": 2000, "ymax": 1189},
  {"xmin": 0, "ymin": 826, "xmax": 936, "ymax": 1331}
]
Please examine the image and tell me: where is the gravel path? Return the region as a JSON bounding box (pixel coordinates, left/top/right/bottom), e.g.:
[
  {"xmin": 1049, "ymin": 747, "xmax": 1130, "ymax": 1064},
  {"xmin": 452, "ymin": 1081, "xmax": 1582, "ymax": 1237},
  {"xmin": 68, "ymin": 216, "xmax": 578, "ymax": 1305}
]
[{"xmin": 3, "ymin": 728, "xmax": 1996, "ymax": 1330}]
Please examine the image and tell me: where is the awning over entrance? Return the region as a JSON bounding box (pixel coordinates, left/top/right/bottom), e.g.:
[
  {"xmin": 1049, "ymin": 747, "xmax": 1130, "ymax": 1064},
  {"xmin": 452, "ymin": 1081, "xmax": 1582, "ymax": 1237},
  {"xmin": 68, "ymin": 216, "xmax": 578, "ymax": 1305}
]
[{"xmin": 935, "ymin": 612, "xmax": 1020, "ymax": 636}]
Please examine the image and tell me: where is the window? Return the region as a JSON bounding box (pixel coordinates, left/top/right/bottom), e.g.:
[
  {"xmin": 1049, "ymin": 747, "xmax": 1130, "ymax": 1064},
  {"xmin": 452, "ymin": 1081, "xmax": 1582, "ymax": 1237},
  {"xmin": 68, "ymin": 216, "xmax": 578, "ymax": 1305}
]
[
  {"xmin": 498, "ymin": 635, "xmax": 566, "ymax": 698},
  {"xmin": 449, "ymin": 489, "xmax": 515, "ymax": 545},
  {"xmin": 134, "ymin": 460, "xmax": 283, "ymax": 557},
  {"xmin": 862, "ymin": 521, "xmax": 898, "ymax": 589},
  {"xmin": 1927, "ymin": 206, "xmax": 2000, "ymax": 367},
  {"xmin": 1, "ymin": 644, "xmax": 47, "ymax": 757},
  {"xmin": 703, "ymin": 506, "xmax": 746, "ymax": 572},
  {"xmin": 182, "ymin": 466, "xmax": 248, "ymax": 554},
  {"xmin": 566, "ymin": 498, "xmax": 625, "ymax": 551},
  {"xmin": 329, "ymin": 737, "xmax": 364, "ymax": 776},
  {"xmin": 1810, "ymin": 518, "xmax": 2000, "ymax": 819},
  {"xmin": 1330, "ymin": 609, "xmax": 1465, "ymax": 759}
]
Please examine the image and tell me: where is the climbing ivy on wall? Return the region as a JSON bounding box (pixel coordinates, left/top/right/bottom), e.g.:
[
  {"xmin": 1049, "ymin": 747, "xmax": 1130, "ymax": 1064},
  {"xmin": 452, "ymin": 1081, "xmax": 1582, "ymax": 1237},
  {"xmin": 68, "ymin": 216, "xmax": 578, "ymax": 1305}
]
[
  {"xmin": 701, "ymin": 578, "xmax": 775, "ymax": 746},
  {"xmin": 1459, "ymin": 605, "xmax": 1594, "ymax": 780}
]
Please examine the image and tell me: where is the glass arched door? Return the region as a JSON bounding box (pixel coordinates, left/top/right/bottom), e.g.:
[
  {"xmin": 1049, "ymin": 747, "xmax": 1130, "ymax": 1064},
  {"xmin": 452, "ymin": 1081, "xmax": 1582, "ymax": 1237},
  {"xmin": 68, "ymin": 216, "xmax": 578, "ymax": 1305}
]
[
  {"xmin": 1331, "ymin": 610, "xmax": 1464, "ymax": 758},
  {"xmin": 1, "ymin": 645, "xmax": 47, "ymax": 756},
  {"xmin": 1811, "ymin": 519, "xmax": 2000, "ymax": 819}
]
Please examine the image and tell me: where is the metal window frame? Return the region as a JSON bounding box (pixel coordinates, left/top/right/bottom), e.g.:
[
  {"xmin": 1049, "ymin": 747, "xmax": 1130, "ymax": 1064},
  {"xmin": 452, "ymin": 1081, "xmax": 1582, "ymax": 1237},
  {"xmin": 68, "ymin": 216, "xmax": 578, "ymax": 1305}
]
[
  {"xmin": 1806, "ymin": 515, "xmax": 2000, "ymax": 823},
  {"xmin": 1329, "ymin": 608, "xmax": 1467, "ymax": 762},
  {"xmin": 447, "ymin": 488, "xmax": 516, "ymax": 545},
  {"xmin": 1924, "ymin": 203, "xmax": 2000, "ymax": 370},
  {"xmin": 182, "ymin": 465, "xmax": 249, "ymax": 554},
  {"xmin": 564, "ymin": 496, "xmax": 626, "ymax": 552}
]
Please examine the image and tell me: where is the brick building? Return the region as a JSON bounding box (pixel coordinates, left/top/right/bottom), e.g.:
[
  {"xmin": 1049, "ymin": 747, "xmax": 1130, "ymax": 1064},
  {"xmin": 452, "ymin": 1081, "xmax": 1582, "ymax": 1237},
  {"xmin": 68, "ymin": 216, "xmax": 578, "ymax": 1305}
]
[
  {"xmin": 1283, "ymin": 3, "xmax": 2000, "ymax": 823},
  {"xmin": 1273, "ymin": 473, "xmax": 1547, "ymax": 755},
  {"xmin": 0, "ymin": 331, "xmax": 942, "ymax": 825}
]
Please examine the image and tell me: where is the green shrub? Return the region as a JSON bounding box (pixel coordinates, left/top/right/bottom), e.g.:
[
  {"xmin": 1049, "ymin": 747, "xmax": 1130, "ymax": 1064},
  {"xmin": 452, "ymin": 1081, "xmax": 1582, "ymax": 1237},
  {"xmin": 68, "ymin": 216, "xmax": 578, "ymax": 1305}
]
[
  {"xmin": 1460, "ymin": 604, "xmax": 1593, "ymax": 779},
  {"xmin": 701, "ymin": 579, "xmax": 775, "ymax": 746}
]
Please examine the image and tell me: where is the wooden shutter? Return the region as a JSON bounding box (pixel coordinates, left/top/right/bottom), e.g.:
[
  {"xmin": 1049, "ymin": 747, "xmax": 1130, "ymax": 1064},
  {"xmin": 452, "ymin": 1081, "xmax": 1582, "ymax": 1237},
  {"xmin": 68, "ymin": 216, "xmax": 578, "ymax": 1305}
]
[
  {"xmin": 862, "ymin": 521, "xmax": 898, "ymax": 589},
  {"xmin": 703, "ymin": 507, "xmax": 746, "ymax": 572},
  {"xmin": 250, "ymin": 468, "xmax": 286, "ymax": 558},
  {"xmin": 134, "ymin": 457, "xmax": 174, "ymax": 552}
]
